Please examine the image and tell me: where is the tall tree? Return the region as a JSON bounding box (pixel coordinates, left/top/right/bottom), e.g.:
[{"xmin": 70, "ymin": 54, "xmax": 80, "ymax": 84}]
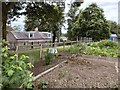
[
  {"xmin": 108, "ymin": 20, "xmax": 120, "ymax": 34},
  {"xmin": 81, "ymin": 3, "xmax": 110, "ymax": 41},
  {"xmin": 24, "ymin": 2, "xmax": 65, "ymax": 45},
  {"xmin": 68, "ymin": 3, "xmax": 110, "ymax": 41},
  {"xmin": 2, "ymin": 2, "xmax": 25, "ymax": 40},
  {"xmin": 67, "ymin": 1, "xmax": 83, "ymax": 41}
]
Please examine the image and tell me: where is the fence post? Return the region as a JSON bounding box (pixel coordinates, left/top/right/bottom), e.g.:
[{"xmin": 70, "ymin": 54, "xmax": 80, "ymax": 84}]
[
  {"xmin": 40, "ymin": 44, "xmax": 42, "ymax": 59},
  {"xmin": 63, "ymin": 41, "xmax": 65, "ymax": 51},
  {"xmin": 71, "ymin": 41, "xmax": 72, "ymax": 47},
  {"xmin": 16, "ymin": 45, "xmax": 18, "ymax": 61}
]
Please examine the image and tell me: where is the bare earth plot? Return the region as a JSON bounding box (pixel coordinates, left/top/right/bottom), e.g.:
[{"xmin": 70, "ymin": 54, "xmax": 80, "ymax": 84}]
[{"xmin": 38, "ymin": 55, "xmax": 118, "ymax": 88}]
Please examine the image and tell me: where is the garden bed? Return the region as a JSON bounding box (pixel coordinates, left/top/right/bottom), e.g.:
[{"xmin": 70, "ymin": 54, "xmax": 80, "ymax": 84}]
[
  {"xmin": 31, "ymin": 55, "xmax": 65, "ymax": 76},
  {"xmin": 32, "ymin": 53, "xmax": 118, "ymax": 88}
]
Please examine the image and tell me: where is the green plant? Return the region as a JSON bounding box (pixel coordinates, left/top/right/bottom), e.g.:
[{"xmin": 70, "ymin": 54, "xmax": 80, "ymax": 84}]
[
  {"xmin": 38, "ymin": 80, "xmax": 49, "ymax": 89},
  {"xmin": 44, "ymin": 49, "xmax": 55, "ymax": 65},
  {"xmin": 97, "ymin": 40, "xmax": 118, "ymax": 49},
  {"xmin": 2, "ymin": 40, "xmax": 34, "ymax": 88},
  {"xmin": 69, "ymin": 46, "xmax": 80, "ymax": 54},
  {"xmin": 68, "ymin": 43, "xmax": 87, "ymax": 54}
]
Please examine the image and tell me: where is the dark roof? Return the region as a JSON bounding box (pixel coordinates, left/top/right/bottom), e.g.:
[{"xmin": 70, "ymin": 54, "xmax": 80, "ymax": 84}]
[{"xmin": 10, "ymin": 31, "xmax": 50, "ymax": 40}]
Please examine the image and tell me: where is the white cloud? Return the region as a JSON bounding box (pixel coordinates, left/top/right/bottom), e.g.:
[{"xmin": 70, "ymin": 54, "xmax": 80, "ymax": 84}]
[{"xmin": 79, "ymin": 0, "xmax": 119, "ymax": 23}]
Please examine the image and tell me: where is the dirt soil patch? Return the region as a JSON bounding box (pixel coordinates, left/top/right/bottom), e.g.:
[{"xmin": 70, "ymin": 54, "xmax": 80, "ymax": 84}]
[
  {"xmin": 31, "ymin": 55, "xmax": 65, "ymax": 76},
  {"xmin": 33, "ymin": 53, "xmax": 118, "ymax": 88}
]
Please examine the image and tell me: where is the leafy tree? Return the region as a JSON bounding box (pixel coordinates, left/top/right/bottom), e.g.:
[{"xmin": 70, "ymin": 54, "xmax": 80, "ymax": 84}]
[
  {"xmin": 67, "ymin": 1, "xmax": 83, "ymax": 41},
  {"xmin": 2, "ymin": 2, "xmax": 25, "ymax": 40},
  {"xmin": 81, "ymin": 3, "xmax": 110, "ymax": 41},
  {"xmin": 24, "ymin": 2, "xmax": 65, "ymax": 46},
  {"xmin": 108, "ymin": 20, "xmax": 120, "ymax": 35},
  {"xmin": 109, "ymin": 20, "xmax": 118, "ymax": 34},
  {"xmin": 68, "ymin": 3, "xmax": 110, "ymax": 41}
]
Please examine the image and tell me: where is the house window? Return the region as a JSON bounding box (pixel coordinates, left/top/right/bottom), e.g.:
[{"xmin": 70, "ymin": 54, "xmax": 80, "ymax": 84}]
[
  {"xmin": 29, "ymin": 33, "xmax": 34, "ymax": 38},
  {"xmin": 48, "ymin": 33, "xmax": 51, "ymax": 38}
]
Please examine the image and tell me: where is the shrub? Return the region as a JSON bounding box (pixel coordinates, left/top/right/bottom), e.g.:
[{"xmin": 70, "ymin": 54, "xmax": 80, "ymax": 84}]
[
  {"xmin": 2, "ymin": 40, "xmax": 34, "ymax": 88},
  {"xmin": 69, "ymin": 45, "xmax": 80, "ymax": 54},
  {"xmin": 44, "ymin": 49, "xmax": 55, "ymax": 65},
  {"xmin": 88, "ymin": 42, "xmax": 99, "ymax": 47},
  {"xmin": 68, "ymin": 43, "xmax": 87, "ymax": 54},
  {"xmin": 97, "ymin": 40, "xmax": 118, "ymax": 49}
]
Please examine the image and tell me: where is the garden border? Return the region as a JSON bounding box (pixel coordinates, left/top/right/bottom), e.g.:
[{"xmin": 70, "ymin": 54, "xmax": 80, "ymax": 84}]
[{"xmin": 33, "ymin": 60, "xmax": 67, "ymax": 81}]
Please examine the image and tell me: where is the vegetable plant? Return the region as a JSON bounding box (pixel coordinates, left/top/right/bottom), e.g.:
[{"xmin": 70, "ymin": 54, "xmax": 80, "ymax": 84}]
[{"xmin": 1, "ymin": 40, "xmax": 34, "ymax": 88}]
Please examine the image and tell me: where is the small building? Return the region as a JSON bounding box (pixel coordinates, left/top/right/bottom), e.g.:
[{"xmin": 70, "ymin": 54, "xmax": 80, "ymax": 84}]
[
  {"xmin": 7, "ymin": 31, "xmax": 52, "ymax": 50},
  {"xmin": 109, "ymin": 34, "xmax": 117, "ymax": 41}
]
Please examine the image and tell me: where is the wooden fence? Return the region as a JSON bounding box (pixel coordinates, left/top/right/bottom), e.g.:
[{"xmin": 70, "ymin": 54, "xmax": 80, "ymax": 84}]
[{"xmin": 8, "ymin": 37, "xmax": 92, "ymax": 60}]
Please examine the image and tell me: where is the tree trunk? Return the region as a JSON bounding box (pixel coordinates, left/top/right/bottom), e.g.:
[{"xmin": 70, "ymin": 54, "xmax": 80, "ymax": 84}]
[
  {"xmin": 52, "ymin": 31, "xmax": 56, "ymax": 47},
  {"xmin": 2, "ymin": 15, "xmax": 7, "ymax": 40},
  {"xmin": 2, "ymin": 2, "xmax": 15, "ymax": 40},
  {"xmin": 2, "ymin": 3, "xmax": 8, "ymax": 40}
]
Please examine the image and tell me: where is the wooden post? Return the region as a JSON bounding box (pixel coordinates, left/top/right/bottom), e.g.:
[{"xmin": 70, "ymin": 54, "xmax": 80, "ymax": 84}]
[
  {"xmin": 40, "ymin": 44, "xmax": 42, "ymax": 59},
  {"xmin": 31, "ymin": 42, "xmax": 33, "ymax": 49},
  {"xmin": 16, "ymin": 45, "xmax": 18, "ymax": 61},
  {"xmin": 77, "ymin": 36, "xmax": 78, "ymax": 45},
  {"xmin": 63, "ymin": 41, "xmax": 65, "ymax": 51},
  {"xmin": 71, "ymin": 41, "xmax": 72, "ymax": 47}
]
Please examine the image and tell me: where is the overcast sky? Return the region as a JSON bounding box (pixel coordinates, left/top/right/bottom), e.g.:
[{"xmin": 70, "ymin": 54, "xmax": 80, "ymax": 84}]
[{"xmin": 11, "ymin": 0, "xmax": 120, "ymax": 33}]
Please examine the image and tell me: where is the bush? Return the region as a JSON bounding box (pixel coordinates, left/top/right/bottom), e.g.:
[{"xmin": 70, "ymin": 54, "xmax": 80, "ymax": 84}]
[
  {"xmin": 2, "ymin": 40, "xmax": 34, "ymax": 88},
  {"xmin": 44, "ymin": 49, "xmax": 55, "ymax": 65},
  {"xmin": 97, "ymin": 40, "xmax": 118, "ymax": 49},
  {"xmin": 88, "ymin": 42, "xmax": 99, "ymax": 47},
  {"xmin": 68, "ymin": 43, "xmax": 87, "ymax": 54}
]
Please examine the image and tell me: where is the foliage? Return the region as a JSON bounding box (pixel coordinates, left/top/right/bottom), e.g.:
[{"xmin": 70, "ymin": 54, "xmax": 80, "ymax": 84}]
[
  {"xmin": 67, "ymin": 3, "xmax": 110, "ymax": 41},
  {"xmin": 67, "ymin": 1, "xmax": 83, "ymax": 41},
  {"xmin": 2, "ymin": 40, "xmax": 34, "ymax": 88},
  {"xmin": 24, "ymin": 2, "xmax": 65, "ymax": 44},
  {"xmin": 44, "ymin": 49, "xmax": 55, "ymax": 65},
  {"xmin": 68, "ymin": 43, "xmax": 87, "ymax": 54},
  {"xmin": 97, "ymin": 40, "xmax": 119, "ymax": 49},
  {"xmin": 109, "ymin": 20, "xmax": 120, "ymax": 34},
  {"xmin": 2, "ymin": 2, "xmax": 25, "ymax": 40},
  {"xmin": 86, "ymin": 41, "xmax": 119, "ymax": 57},
  {"xmin": 63, "ymin": 40, "xmax": 119, "ymax": 57},
  {"xmin": 84, "ymin": 40, "xmax": 119, "ymax": 57},
  {"xmin": 17, "ymin": 49, "xmax": 40, "ymax": 64},
  {"xmin": 37, "ymin": 79, "xmax": 49, "ymax": 89},
  {"xmin": 84, "ymin": 46, "xmax": 118, "ymax": 57}
]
